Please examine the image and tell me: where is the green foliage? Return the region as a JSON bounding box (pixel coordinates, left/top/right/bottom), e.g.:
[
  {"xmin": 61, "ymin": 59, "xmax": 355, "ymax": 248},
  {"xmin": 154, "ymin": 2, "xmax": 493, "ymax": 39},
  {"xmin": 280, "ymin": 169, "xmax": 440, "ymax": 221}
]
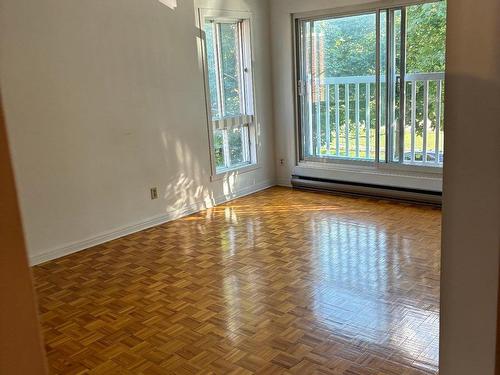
[
  {"xmin": 213, "ymin": 130, "xmax": 225, "ymax": 168},
  {"xmin": 204, "ymin": 21, "xmax": 243, "ymax": 120},
  {"xmin": 314, "ymin": 1, "xmax": 447, "ymax": 77},
  {"xmin": 219, "ymin": 23, "xmax": 241, "ymax": 117},
  {"xmin": 316, "ymin": 13, "xmax": 377, "ymax": 77},
  {"xmin": 405, "ymin": 1, "xmax": 447, "ymax": 135},
  {"xmin": 406, "ymin": 2, "xmax": 447, "ymax": 73}
]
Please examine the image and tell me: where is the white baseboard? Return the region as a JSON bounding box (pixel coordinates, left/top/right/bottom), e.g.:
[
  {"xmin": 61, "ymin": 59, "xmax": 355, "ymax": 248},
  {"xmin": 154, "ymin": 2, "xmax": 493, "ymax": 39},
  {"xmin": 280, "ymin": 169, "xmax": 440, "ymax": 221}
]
[
  {"xmin": 29, "ymin": 180, "xmax": 276, "ymax": 266},
  {"xmin": 276, "ymin": 178, "xmax": 292, "ymax": 187}
]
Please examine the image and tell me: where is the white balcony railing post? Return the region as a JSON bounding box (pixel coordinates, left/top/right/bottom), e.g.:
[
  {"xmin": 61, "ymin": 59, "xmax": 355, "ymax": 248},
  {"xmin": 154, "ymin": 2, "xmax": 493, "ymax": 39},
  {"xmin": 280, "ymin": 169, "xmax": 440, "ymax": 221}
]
[
  {"xmin": 365, "ymin": 83, "xmax": 370, "ymax": 158},
  {"xmin": 325, "ymin": 84, "xmax": 331, "ymax": 154},
  {"xmin": 355, "ymin": 83, "xmax": 360, "ymax": 158},
  {"xmin": 435, "ymin": 80, "xmax": 442, "ymax": 165},
  {"xmin": 315, "ymin": 79, "xmax": 321, "ymax": 156},
  {"xmin": 335, "ymin": 84, "xmax": 340, "ymax": 156},
  {"xmin": 411, "ymin": 81, "xmax": 417, "ymax": 162},
  {"xmin": 345, "ymin": 83, "xmax": 350, "ymax": 157},
  {"xmin": 423, "ymin": 80, "xmax": 429, "ymax": 163}
]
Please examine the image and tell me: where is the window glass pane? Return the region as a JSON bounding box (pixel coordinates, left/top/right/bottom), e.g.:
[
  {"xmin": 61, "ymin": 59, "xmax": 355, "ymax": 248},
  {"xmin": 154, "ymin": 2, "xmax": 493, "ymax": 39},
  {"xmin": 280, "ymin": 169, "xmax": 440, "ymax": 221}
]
[
  {"xmin": 403, "ymin": 1, "xmax": 446, "ymax": 165},
  {"xmin": 213, "ymin": 129, "xmax": 226, "ymax": 169},
  {"xmin": 301, "ymin": 13, "xmax": 377, "ymax": 161},
  {"xmin": 227, "ymin": 126, "xmax": 247, "ymax": 166},
  {"xmin": 204, "ymin": 21, "xmax": 221, "ymax": 120},
  {"xmin": 214, "ymin": 126, "xmax": 250, "ymax": 173},
  {"xmin": 301, "ymin": 21, "xmax": 313, "ymax": 157},
  {"xmin": 406, "ymin": 2, "xmax": 446, "ymax": 75},
  {"xmin": 390, "ymin": 9, "xmax": 402, "ymax": 163},
  {"xmin": 219, "ymin": 23, "xmax": 243, "ymax": 117}
]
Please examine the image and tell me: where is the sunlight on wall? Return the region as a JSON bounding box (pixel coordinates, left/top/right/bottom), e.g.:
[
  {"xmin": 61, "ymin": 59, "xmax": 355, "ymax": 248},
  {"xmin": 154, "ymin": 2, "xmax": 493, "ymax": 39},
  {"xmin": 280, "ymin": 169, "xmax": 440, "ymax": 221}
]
[
  {"xmin": 223, "ymin": 174, "xmax": 236, "ymax": 197},
  {"xmin": 160, "ymin": 131, "xmax": 214, "ymax": 213},
  {"xmin": 158, "ymin": 0, "xmax": 177, "ymax": 9}
]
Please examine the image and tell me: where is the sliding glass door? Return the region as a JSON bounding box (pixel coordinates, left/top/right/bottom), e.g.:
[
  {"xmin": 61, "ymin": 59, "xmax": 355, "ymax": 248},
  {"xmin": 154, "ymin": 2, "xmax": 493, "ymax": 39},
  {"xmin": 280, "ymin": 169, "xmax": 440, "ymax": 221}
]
[
  {"xmin": 296, "ymin": 0, "xmax": 446, "ymax": 167},
  {"xmin": 298, "ymin": 12, "xmax": 378, "ymax": 161}
]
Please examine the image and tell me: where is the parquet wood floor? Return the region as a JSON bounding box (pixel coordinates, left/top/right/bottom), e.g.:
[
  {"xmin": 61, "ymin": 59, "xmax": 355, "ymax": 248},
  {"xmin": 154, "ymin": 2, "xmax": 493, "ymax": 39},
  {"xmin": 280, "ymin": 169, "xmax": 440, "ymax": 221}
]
[{"xmin": 33, "ymin": 187, "xmax": 441, "ymax": 375}]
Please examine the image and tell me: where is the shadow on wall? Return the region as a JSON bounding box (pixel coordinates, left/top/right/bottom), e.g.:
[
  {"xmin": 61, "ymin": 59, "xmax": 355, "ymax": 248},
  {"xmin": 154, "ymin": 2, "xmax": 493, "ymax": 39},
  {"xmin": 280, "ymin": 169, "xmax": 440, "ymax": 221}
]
[
  {"xmin": 155, "ymin": 0, "xmax": 259, "ymax": 215},
  {"xmin": 160, "ymin": 130, "xmax": 241, "ymax": 214}
]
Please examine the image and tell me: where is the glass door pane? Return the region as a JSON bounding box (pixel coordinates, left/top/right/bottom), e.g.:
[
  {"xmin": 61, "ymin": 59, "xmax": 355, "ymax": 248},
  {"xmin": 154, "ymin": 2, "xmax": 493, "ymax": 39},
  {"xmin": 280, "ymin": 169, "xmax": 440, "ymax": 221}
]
[
  {"xmin": 299, "ymin": 12, "xmax": 377, "ymax": 161},
  {"xmin": 401, "ymin": 1, "xmax": 447, "ymax": 165}
]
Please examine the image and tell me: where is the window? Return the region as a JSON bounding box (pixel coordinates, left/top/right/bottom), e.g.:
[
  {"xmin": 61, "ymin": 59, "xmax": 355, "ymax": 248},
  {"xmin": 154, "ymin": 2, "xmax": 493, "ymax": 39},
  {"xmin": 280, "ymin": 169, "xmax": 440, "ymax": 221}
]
[
  {"xmin": 201, "ymin": 12, "xmax": 256, "ymax": 175},
  {"xmin": 296, "ymin": 0, "xmax": 447, "ymax": 168}
]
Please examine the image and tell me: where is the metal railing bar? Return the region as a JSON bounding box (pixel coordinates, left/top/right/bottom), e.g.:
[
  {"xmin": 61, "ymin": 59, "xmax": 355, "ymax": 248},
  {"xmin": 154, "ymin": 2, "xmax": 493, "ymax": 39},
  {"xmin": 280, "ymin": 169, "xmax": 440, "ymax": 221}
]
[
  {"xmin": 355, "ymin": 83, "xmax": 360, "ymax": 158},
  {"xmin": 411, "ymin": 80, "xmax": 417, "ymax": 162},
  {"xmin": 435, "ymin": 79, "xmax": 442, "ymax": 164},
  {"xmin": 423, "ymin": 80, "xmax": 429, "ymax": 162},
  {"xmin": 345, "ymin": 83, "xmax": 350, "ymax": 157},
  {"xmin": 326, "ymin": 84, "xmax": 331, "ymax": 155},
  {"xmin": 365, "ymin": 83, "xmax": 371, "ymax": 158},
  {"xmin": 318, "ymin": 72, "xmax": 444, "ymax": 85},
  {"xmin": 405, "ymin": 72, "xmax": 444, "ymax": 81},
  {"xmin": 335, "ymin": 84, "xmax": 340, "ymax": 156},
  {"xmin": 315, "ymin": 80, "xmax": 321, "ymax": 156}
]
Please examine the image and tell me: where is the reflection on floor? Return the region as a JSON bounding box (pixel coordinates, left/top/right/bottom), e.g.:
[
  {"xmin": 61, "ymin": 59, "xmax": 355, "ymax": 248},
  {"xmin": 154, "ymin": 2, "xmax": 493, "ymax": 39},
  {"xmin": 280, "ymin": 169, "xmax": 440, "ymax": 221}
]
[{"xmin": 33, "ymin": 187, "xmax": 441, "ymax": 374}]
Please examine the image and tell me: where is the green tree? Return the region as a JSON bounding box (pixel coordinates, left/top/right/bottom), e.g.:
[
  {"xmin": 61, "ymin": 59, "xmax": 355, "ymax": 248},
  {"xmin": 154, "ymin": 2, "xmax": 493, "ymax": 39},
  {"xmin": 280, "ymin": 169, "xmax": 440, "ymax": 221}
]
[{"xmin": 406, "ymin": 2, "xmax": 447, "ymax": 73}]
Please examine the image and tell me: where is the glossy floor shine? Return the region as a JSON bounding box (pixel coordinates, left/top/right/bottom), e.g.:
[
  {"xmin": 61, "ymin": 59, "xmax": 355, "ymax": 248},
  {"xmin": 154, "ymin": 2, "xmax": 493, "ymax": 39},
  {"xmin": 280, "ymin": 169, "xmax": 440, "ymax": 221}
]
[{"xmin": 33, "ymin": 187, "xmax": 441, "ymax": 375}]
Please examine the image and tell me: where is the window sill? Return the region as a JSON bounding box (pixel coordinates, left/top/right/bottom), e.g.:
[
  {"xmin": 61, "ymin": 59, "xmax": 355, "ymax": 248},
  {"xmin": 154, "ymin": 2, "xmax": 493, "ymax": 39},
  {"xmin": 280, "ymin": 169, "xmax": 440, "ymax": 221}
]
[{"xmin": 211, "ymin": 163, "xmax": 260, "ymax": 182}]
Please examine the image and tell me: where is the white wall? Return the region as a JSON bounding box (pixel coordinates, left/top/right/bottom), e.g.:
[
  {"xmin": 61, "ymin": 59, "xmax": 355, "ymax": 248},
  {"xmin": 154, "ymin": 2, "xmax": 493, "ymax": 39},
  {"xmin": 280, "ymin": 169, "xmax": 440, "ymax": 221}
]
[
  {"xmin": 439, "ymin": 0, "xmax": 500, "ymax": 373},
  {"xmin": 269, "ymin": 0, "xmax": 442, "ymax": 191},
  {"xmin": 0, "ymin": 0, "xmax": 275, "ymax": 264}
]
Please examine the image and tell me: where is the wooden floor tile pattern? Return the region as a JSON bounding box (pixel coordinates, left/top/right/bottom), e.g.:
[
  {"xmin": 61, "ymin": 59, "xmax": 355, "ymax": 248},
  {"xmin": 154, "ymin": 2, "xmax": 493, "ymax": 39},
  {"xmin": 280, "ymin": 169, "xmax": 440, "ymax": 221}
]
[{"xmin": 33, "ymin": 187, "xmax": 441, "ymax": 374}]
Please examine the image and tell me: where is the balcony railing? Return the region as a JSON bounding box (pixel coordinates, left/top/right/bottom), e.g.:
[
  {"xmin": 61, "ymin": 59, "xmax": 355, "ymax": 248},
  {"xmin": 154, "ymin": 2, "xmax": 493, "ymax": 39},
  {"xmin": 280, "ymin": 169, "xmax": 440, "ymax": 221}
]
[{"xmin": 307, "ymin": 72, "xmax": 445, "ymax": 166}]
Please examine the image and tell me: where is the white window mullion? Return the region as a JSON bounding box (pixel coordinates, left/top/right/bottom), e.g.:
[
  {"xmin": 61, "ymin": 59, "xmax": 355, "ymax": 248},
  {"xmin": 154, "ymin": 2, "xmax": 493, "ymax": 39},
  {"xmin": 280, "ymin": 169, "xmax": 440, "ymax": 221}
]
[
  {"xmin": 222, "ymin": 129, "xmax": 231, "ymax": 168},
  {"xmin": 375, "ymin": 10, "xmax": 381, "ymax": 163},
  {"xmin": 398, "ymin": 7, "xmax": 407, "ymax": 164},
  {"xmin": 215, "ymin": 23, "xmax": 226, "ymax": 118},
  {"xmin": 242, "ymin": 126, "xmax": 250, "ymax": 162},
  {"xmin": 308, "ymin": 22, "xmax": 314, "ymax": 156},
  {"xmin": 242, "ymin": 20, "xmax": 254, "ymax": 117},
  {"xmin": 237, "ymin": 22, "xmax": 246, "ymax": 116}
]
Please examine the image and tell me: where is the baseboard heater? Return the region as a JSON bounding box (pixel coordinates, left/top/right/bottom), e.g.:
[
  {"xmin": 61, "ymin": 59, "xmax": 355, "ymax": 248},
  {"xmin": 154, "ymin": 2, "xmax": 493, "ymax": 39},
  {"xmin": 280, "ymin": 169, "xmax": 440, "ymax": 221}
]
[{"xmin": 291, "ymin": 175, "xmax": 442, "ymax": 205}]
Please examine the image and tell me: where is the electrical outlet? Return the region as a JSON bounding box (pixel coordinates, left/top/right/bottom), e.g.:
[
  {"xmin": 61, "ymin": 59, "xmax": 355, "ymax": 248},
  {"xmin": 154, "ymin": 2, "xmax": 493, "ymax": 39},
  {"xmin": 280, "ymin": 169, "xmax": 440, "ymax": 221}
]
[
  {"xmin": 280, "ymin": 159, "xmax": 285, "ymax": 165},
  {"xmin": 150, "ymin": 187, "xmax": 158, "ymax": 200}
]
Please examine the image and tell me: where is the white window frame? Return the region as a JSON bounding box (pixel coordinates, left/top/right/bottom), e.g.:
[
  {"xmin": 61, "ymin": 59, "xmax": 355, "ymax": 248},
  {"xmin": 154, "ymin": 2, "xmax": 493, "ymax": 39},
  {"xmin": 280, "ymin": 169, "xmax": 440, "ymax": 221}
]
[
  {"xmin": 292, "ymin": 0, "xmax": 445, "ymax": 176},
  {"xmin": 197, "ymin": 8, "xmax": 259, "ymax": 180}
]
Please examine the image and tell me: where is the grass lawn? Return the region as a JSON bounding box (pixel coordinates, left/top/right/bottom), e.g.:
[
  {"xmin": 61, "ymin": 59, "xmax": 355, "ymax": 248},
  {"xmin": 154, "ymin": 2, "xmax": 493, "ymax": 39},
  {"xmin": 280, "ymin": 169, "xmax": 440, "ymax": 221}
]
[{"xmin": 318, "ymin": 126, "xmax": 444, "ymax": 160}]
